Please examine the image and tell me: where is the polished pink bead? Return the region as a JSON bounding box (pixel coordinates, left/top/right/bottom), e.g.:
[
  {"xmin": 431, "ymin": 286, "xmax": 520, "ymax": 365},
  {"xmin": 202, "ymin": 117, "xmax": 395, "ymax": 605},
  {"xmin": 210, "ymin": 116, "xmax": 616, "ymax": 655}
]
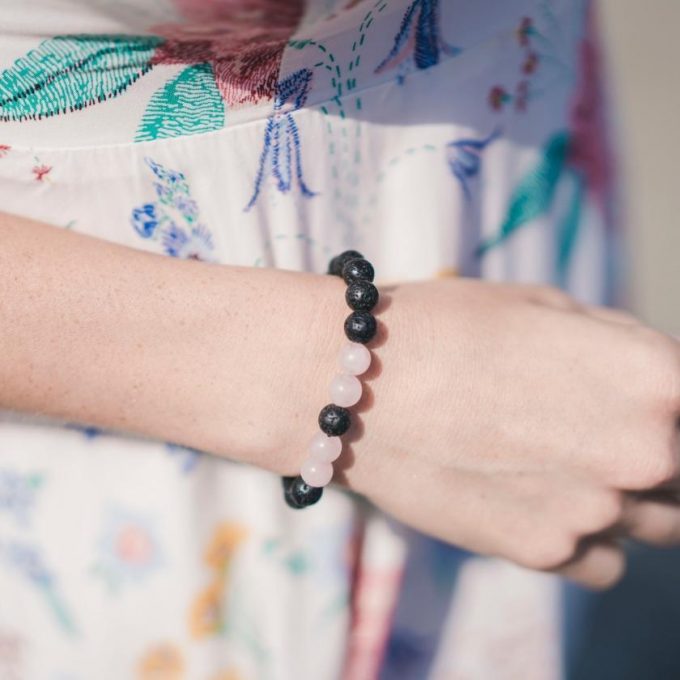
[
  {"xmin": 300, "ymin": 457, "xmax": 334, "ymax": 487},
  {"xmin": 329, "ymin": 373, "xmax": 363, "ymax": 407},
  {"xmin": 308, "ymin": 432, "xmax": 342, "ymax": 462},
  {"xmin": 338, "ymin": 342, "xmax": 371, "ymax": 376}
]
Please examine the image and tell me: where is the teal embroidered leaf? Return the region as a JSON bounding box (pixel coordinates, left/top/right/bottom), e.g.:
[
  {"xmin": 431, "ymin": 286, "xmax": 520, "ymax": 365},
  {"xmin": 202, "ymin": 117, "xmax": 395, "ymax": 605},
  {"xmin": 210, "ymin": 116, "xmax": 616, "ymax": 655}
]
[
  {"xmin": 556, "ymin": 169, "xmax": 585, "ymax": 285},
  {"xmin": 477, "ymin": 131, "xmax": 571, "ymax": 256},
  {"xmin": 0, "ymin": 34, "xmax": 162, "ymax": 121},
  {"xmin": 135, "ymin": 63, "xmax": 225, "ymax": 142}
]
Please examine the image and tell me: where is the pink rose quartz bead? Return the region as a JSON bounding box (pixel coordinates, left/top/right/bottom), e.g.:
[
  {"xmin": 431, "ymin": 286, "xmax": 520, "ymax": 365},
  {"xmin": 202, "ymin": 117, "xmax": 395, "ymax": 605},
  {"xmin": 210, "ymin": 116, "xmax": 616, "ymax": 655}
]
[
  {"xmin": 330, "ymin": 373, "xmax": 363, "ymax": 407},
  {"xmin": 300, "ymin": 457, "xmax": 334, "ymax": 487},
  {"xmin": 338, "ymin": 342, "xmax": 371, "ymax": 376},
  {"xmin": 308, "ymin": 432, "xmax": 342, "ymax": 462}
]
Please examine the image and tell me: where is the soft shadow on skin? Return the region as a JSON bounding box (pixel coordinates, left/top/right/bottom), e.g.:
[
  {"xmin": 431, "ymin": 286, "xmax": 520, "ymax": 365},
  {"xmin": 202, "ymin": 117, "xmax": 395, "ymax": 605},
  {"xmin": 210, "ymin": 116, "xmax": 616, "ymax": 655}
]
[{"xmin": 334, "ymin": 284, "xmax": 397, "ymax": 485}]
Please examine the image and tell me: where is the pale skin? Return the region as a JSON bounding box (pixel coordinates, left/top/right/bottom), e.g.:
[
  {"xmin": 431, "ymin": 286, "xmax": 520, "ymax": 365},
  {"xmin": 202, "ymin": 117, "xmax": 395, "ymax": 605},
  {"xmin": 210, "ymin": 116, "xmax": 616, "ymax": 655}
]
[{"xmin": 1, "ymin": 211, "xmax": 679, "ymax": 590}]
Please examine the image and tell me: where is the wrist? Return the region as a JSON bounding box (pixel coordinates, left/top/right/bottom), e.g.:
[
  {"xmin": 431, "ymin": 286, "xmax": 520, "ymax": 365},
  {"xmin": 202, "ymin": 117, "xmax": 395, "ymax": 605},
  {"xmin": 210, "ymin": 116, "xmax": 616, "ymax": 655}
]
[{"xmin": 210, "ymin": 266, "xmax": 349, "ymax": 476}]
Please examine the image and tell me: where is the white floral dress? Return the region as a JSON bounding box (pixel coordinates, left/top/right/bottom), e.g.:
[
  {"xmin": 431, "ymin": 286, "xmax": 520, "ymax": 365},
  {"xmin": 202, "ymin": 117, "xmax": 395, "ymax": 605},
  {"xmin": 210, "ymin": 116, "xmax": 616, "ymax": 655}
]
[{"xmin": 0, "ymin": 1, "xmax": 619, "ymax": 678}]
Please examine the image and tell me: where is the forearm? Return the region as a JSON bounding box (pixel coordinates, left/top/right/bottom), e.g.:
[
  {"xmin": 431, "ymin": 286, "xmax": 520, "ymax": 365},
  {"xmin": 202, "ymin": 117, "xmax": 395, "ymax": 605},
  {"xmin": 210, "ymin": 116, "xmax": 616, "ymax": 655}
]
[{"xmin": 0, "ymin": 212, "xmax": 346, "ymax": 473}]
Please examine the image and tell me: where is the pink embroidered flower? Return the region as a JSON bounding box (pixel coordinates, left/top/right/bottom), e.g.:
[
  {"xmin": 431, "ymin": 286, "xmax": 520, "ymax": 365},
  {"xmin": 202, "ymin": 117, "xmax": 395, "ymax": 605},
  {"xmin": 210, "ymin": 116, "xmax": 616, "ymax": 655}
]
[
  {"xmin": 567, "ymin": 3, "xmax": 611, "ymax": 207},
  {"xmin": 0, "ymin": 144, "xmax": 10, "ymax": 158},
  {"xmin": 32, "ymin": 165, "xmax": 51, "ymax": 181},
  {"xmin": 150, "ymin": 0, "xmax": 305, "ymax": 107}
]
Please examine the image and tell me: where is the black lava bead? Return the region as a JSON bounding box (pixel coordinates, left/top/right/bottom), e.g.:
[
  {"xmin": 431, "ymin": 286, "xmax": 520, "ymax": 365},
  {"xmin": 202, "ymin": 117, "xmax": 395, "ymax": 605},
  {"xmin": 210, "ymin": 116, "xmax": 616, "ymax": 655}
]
[
  {"xmin": 283, "ymin": 475, "xmax": 323, "ymax": 509},
  {"xmin": 318, "ymin": 403, "xmax": 351, "ymax": 436},
  {"xmin": 328, "ymin": 250, "xmax": 364, "ymax": 277},
  {"xmin": 345, "ymin": 280, "xmax": 379, "ymax": 312},
  {"xmin": 341, "ymin": 257, "xmax": 375, "ymax": 284},
  {"xmin": 344, "ymin": 310, "xmax": 377, "ymax": 344}
]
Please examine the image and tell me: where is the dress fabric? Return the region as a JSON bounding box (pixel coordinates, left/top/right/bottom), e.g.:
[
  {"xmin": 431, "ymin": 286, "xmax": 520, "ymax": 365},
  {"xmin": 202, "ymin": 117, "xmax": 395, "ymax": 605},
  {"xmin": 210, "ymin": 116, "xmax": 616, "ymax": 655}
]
[{"xmin": 0, "ymin": 1, "xmax": 618, "ymax": 678}]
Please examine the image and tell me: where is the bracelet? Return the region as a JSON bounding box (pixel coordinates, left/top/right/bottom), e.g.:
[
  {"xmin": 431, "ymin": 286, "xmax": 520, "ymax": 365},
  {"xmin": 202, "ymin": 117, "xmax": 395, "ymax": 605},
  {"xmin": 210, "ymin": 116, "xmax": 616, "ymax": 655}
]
[{"xmin": 282, "ymin": 250, "xmax": 380, "ymax": 509}]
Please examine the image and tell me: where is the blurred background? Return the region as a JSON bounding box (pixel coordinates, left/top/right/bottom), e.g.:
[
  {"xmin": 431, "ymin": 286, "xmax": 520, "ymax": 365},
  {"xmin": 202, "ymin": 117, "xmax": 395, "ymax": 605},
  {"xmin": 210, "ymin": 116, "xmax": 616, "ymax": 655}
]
[
  {"xmin": 599, "ymin": 0, "xmax": 679, "ymax": 335},
  {"xmin": 565, "ymin": 7, "xmax": 680, "ymax": 676}
]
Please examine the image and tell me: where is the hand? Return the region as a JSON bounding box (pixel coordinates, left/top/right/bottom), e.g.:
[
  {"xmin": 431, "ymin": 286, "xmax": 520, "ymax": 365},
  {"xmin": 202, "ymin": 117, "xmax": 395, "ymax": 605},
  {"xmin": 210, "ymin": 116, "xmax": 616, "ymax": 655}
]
[{"xmin": 337, "ymin": 278, "xmax": 680, "ymax": 589}]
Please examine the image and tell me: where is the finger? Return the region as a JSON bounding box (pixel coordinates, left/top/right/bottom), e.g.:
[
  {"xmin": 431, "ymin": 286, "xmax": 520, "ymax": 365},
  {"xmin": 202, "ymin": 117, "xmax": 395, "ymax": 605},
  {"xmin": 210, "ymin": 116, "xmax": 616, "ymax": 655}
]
[
  {"xmin": 554, "ymin": 539, "xmax": 626, "ymax": 590},
  {"xmin": 621, "ymin": 494, "xmax": 680, "ymax": 546},
  {"xmin": 652, "ymin": 429, "xmax": 680, "ymax": 492}
]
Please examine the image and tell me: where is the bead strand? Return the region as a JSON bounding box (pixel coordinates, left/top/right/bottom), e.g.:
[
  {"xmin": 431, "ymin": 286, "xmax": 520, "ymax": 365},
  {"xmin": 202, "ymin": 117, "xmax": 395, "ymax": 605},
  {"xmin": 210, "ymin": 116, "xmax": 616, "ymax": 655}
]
[{"xmin": 283, "ymin": 251, "xmax": 379, "ymax": 509}]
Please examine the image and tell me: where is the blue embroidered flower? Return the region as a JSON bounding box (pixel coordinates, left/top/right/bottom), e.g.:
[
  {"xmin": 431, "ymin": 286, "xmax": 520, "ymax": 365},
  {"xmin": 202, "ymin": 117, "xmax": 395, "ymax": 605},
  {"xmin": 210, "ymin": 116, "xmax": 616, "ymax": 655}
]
[
  {"xmin": 161, "ymin": 222, "xmax": 214, "ymax": 260},
  {"xmin": 166, "ymin": 442, "xmax": 203, "ymax": 474},
  {"xmin": 0, "ymin": 540, "xmax": 76, "ymax": 632},
  {"xmin": 131, "ymin": 203, "xmax": 159, "ymax": 238},
  {"xmin": 173, "ymin": 195, "xmax": 199, "ymax": 222},
  {"xmin": 93, "ymin": 507, "xmax": 163, "ymax": 591},
  {"xmin": 245, "ymin": 69, "xmax": 316, "ymax": 210},
  {"xmin": 153, "ymin": 182, "xmax": 174, "ymax": 205},
  {"xmin": 64, "ymin": 422, "xmax": 104, "ymax": 438},
  {"xmin": 131, "ymin": 159, "xmax": 216, "ymax": 261},
  {"xmin": 147, "ymin": 159, "xmax": 185, "ymax": 185},
  {"xmin": 446, "ymin": 128, "xmax": 501, "ymax": 200},
  {"xmin": 0, "ymin": 469, "xmax": 43, "ymax": 527},
  {"xmin": 375, "ymin": 0, "xmax": 460, "ymax": 81},
  {"xmin": 5, "ymin": 541, "xmax": 52, "ymax": 587}
]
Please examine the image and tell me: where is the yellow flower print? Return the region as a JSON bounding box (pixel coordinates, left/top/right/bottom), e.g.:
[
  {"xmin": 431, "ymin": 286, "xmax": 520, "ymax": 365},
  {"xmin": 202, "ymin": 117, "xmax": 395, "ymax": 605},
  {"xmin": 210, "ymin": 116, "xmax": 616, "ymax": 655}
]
[
  {"xmin": 188, "ymin": 521, "xmax": 248, "ymax": 640},
  {"xmin": 209, "ymin": 670, "xmax": 243, "ymax": 680},
  {"xmin": 203, "ymin": 523, "xmax": 248, "ymax": 572},
  {"xmin": 137, "ymin": 642, "xmax": 185, "ymax": 680},
  {"xmin": 189, "ymin": 579, "xmax": 225, "ymax": 639}
]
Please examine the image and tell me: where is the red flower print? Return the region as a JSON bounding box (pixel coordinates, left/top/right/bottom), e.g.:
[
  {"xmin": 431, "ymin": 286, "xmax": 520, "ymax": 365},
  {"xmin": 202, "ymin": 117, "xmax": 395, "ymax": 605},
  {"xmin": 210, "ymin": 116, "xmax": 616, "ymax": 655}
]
[
  {"xmin": 32, "ymin": 164, "xmax": 51, "ymax": 181},
  {"xmin": 0, "ymin": 144, "xmax": 10, "ymax": 158},
  {"xmin": 522, "ymin": 51, "xmax": 539, "ymax": 75},
  {"xmin": 151, "ymin": 0, "xmax": 305, "ymax": 107},
  {"xmin": 515, "ymin": 80, "xmax": 529, "ymax": 111},
  {"xmin": 517, "ymin": 17, "xmax": 533, "ymax": 47},
  {"xmin": 488, "ymin": 85, "xmax": 509, "ymax": 112},
  {"xmin": 116, "ymin": 525, "xmax": 153, "ymax": 565}
]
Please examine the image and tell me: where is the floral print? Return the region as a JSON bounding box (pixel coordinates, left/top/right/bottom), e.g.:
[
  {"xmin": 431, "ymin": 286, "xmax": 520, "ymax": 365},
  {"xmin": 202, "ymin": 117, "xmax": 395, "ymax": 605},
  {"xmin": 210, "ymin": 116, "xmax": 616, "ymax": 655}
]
[
  {"xmin": 0, "ymin": 35, "xmax": 162, "ymax": 122},
  {"xmin": 151, "ymin": 0, "xmax": 305, "ymax": 107},
  {"xmin": 479, "ymin": 3, "xmax": 613, "ymax": 286},
  {"xmin": 0, "ymin": 629, "xmax": 23, "ymax": 680},
  {"xmin": 31, "ymin": 163, "xmax": 51, "ymax": 182},
  {"xmin": 0, "ymin": 1, "xmax": 306, "ymax": 140},
  {"xmin": 131, "ymin": 158, "xmax": 216, "ymax": 260},
  {"xmin": 488, "ymin": 16, "xmax": 542, "ymax": 113},
  {"xmin": 0, "ymin": 540, "xmax": 76, "ymax": 633},
  {"xmin": 137, "ymin": 643, "xmax": 185, "ymax": 680},
  {"xmin": 0, "ymin": 469, "xmax": 43, "ymax": 528},
  {"xmin": 245, "ymin": 68, "xmax": 315, "ymax": 210},
  {"xmin": 375, "ymin": 0, "xmax": 460, "ymax": 79},
  {"xmin": 92, "ymin": 507, "xmax": 163, "ymax": 591},
  {"xmin": 189, "ymin": 522, "xmax": 248, "ymax": 639},
  {"xmin": 446, "ymin": 128, "xmax": 501, "ymax": 200}
]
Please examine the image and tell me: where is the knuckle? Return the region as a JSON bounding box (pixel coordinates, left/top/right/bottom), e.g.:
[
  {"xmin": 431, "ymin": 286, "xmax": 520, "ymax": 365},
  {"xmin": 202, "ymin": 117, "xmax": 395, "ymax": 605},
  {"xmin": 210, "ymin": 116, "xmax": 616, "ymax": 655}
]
[
  {"xmin": 635, "ymin": 448, "xmax": 680, "ymax": 488},
  {"xmin": 585, "ymin": 491, "xmax": 625, "ymax": 530},
  {"xmin": 631, "ymin": 328, "xmax": 680, "ymax": 409},
  {"xmin": 517, "ymin": 533, "xmax": 577, "ymax": 571}
]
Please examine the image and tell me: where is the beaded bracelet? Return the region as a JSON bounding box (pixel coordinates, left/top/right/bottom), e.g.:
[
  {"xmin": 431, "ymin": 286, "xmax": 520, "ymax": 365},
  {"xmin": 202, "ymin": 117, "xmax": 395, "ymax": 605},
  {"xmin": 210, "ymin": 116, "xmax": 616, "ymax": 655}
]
[{"xmin": 282, "ymin": 250, "xmax": 379, "ymax": 509}]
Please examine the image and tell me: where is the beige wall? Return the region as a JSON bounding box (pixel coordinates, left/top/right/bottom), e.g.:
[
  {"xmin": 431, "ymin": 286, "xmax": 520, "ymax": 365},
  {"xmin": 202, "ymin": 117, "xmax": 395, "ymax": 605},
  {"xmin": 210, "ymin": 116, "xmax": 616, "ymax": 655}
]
[{"xmin": 599, "ymin": 0, "xmax": 680, "ymax": 334}]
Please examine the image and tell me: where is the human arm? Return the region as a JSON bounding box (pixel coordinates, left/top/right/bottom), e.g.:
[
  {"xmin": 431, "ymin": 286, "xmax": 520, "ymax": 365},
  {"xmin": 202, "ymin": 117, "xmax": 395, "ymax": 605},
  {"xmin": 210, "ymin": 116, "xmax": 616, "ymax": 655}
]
[{"xmin": 2, "ymin": 211, "xmax": 679, "ymax": 589}]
